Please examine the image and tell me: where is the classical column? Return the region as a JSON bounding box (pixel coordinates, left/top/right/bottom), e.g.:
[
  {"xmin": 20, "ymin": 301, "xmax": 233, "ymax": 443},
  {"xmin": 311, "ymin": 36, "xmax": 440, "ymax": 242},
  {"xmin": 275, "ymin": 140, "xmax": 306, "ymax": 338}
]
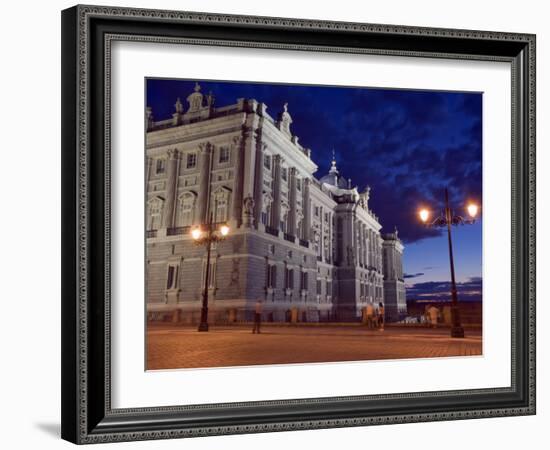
[
  {"xmin": 364, "ymin": 227, "xmax": 369, "ymax": 267},
  {"xmin": 197, "ymin": 143, "xmax": 213, "ymax": 224},
  {"xmin": 363, "ymin": 225, "xmax": 369, "ymax": 267},
  {"xmin": 302, "ymin": 178, "xmax": 311, "ymax": 241},
  {"xmin": 253, "ymin": 140, "xmax": 266, "ymax": 229},
  {"xmin": 359, "ymin": 224, "xmax": 364, "ymax": 266},
  {"xmin": 364, "ymin": 229, "xmax": 368, "ymax": 267},
  {"xmin": 162, "ymin": 149, "xmax": 180, "ymax": 229},
  {"xmin": 356, "ymin": 223, "xmax": 361, "ymax": 266},
  {"xmin": 145, "ymin": 156, "xmax": 152, "ymax": 192},
  {"xmin": 372, "ymin": 231, "xmax": 378, "ymax": 270},
  {"xmin": 241, "ymin": 123, "xmax": 258, "ymax": 227},
  {"xmin": 377, "ymin": 236, "xmax": 382, "ymax": 272},
  {"xmin": 327, "ymin": 213, "xmax": 334, "ymax": 264},
  {"xmin": 394, "ymin": 252, "xmax": 398, "ymax": 279},
  {"xmin": 367, "ymin": 229, "xmax": 372, "ymax": 268},
  {"xmin": 320, "ymin": 207, "xmax": 325, "ymax": 260},
  {"xmin": 270, "ymin": 155, "xmax": 282, "ymax": 231},
  {"xmin": 231, "ymin": 136, "xmax": 244, "ymax": 228},
  {"xmin": 287, "ymin": 168, "xmax": 297, "ymax": 237},
  {"xmin": 353, "ymin": 219, "xmax": 361, "ymax": 267}
]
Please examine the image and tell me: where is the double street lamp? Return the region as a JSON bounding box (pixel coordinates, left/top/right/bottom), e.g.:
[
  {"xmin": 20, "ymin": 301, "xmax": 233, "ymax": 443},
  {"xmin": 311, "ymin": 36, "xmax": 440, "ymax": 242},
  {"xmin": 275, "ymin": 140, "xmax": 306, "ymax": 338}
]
[
  {"xmin": 418, "ymin": 188, "xmax": 479, "ymax": 338},
  {"xmin": 191, "ymin": 212, "xmax": 230, "ymax": 332}
]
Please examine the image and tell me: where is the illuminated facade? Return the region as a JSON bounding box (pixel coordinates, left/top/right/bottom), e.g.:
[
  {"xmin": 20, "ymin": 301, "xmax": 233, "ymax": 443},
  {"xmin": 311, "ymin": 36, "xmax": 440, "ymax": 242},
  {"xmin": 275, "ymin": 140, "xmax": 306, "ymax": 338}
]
[{"xmin": 146, "ymin": 83, "xmax": 406, "ymax": 323}]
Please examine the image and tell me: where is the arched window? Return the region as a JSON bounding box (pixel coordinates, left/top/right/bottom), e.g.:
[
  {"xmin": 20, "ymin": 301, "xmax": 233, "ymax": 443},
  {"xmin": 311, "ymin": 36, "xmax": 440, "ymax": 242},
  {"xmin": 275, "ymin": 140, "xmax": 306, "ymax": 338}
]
[
  {"xmin": 147, "ymin": 196, "xmax": 164, "ymax": 230},
  {"xmin": 176, "ymin": 191, "xmax": 196, "ymax": 227}
]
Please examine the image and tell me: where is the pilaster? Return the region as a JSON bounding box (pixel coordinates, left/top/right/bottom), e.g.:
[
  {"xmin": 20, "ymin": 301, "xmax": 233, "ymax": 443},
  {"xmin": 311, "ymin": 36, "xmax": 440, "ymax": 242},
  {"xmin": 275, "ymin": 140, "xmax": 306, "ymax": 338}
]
[
  {"xmin": 270, "ymin": 155, "xmax": 282, "ymax": 231},
  {"xmin": 287, "ymin": 167, "xmax": 297, "ymax": 237},
  {"xmin": 231, "ymin": 135, "xmax": 244, "ymax": 228},
  {"xmin": 302, "ymin": 178, "xmax": 311, "ymax": 241},
  {"xmin": 197, "ymin": 143, "xmax": 213, "ymax": 223},
  {"xmin": 253, "ymin": 139, "xmax": 266, "ymax": 230},
  {"xmin": 161, "ymin": 149, "xmax": 180, "ymax": 229},
  {"xmin": 241, "ymin": 120, "xmax": 259, "ymax": 227}
]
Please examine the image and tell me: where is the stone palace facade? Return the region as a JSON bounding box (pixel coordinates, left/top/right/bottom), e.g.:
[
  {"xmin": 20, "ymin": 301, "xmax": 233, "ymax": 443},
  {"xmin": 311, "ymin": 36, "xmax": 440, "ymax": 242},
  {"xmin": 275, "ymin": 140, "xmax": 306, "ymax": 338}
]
[{"xmin": 145, "ymin": 83, "xmax": 406, "ymax": 324}]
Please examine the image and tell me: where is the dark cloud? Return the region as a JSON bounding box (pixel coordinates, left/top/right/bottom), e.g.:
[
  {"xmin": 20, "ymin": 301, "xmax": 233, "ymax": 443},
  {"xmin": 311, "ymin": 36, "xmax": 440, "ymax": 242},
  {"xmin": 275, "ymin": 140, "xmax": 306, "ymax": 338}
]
[
  {"xmin": 404, "ymin": 273, "xmax": 424, "ymax": 279},
  {"xmin": 406, "ymin": 277, "xmax": 482, "ymax": 302},
  {"xmin": 147, "ymin": 79, "xmax": 482, "ymax": 244}
]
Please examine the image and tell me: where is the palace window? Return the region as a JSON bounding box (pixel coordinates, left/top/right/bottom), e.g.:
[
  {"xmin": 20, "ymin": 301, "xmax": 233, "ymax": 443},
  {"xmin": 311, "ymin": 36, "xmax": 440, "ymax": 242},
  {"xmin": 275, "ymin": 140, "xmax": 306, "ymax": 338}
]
[
  {"xmin": 147, "ymin": 197, "xmax": 164, "ymax": 230},
  {"xmin": 202, "ymin": 260, "xmax": 216, "ymax": 289},
  {"xmin": 186, "ymin": 152, "xmax": 197, "ymax": 169},
  {"xmin": 212, "ymin": 187, "xmax": 231, "ymax": 223},
  {"xmin": 176, "ymin": 192, "xmax": 196, "ymax": 227},
  {"xmin": 296, "ymin": 178, "xmax": 301, "ymax": 191},
  {"xmin": 214, "ymin": 198, "xmax": 228, "ymax": 223},
  {"xmin": 266, "ymin": 264, "xmax": 277, "ymax": 289},
  {"xmin": 166, "ymin": 265, "xmax": 178, "ymax": 289},
  {"xmin": 155, "ymin": 159, "xmax": 165, "ymax": 174},
  {"xmin": 284, "ymin": 268, "xmax": 294, "ymax": 289},
  {"xmin": 316, "ymin": 279, "xmax": 322, "ymax": 295},
  {"xmin": 263, "ymin": 154, "xmax": 271, "ymax": 170},
  {"xmin": 265, "ymin": 204, "xmax": 272, "ymax": 226},
  {"xmin": 219, "ymin": 146, "xmax": 230, "ymax": 164},
  {"xmin": 281, "ymin": 167, "xmax": 288, "ymax": 182},
  {"xmin": 300, "ymin": 271, "xmax": 309, "ymax": 291}
]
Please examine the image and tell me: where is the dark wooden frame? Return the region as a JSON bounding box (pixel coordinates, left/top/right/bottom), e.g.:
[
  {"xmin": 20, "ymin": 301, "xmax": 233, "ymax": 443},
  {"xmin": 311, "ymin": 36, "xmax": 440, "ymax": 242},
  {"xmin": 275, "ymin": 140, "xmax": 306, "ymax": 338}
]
[{"xmin": 61, "ymin": 4, "xmax": 536, "ymax": 444}]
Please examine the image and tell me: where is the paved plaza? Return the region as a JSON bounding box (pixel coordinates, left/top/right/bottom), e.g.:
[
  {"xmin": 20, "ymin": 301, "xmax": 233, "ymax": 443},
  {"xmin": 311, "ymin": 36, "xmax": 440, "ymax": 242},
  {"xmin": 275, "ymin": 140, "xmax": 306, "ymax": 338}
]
[{"xmin": 146, "ymin": 324, "xmax": 482, "ymax": 370}]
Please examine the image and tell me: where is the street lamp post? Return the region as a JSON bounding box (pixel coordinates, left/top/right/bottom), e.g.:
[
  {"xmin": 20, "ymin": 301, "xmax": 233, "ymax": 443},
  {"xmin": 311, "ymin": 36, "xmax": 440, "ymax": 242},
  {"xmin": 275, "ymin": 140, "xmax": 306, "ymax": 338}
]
[
  {"xmin": 191, "ymin": 212, "xmax": 230, "ymax": 332},
  {"xmin": 419, "ymin": 188, "xmax": 479, "ymax": 338}
]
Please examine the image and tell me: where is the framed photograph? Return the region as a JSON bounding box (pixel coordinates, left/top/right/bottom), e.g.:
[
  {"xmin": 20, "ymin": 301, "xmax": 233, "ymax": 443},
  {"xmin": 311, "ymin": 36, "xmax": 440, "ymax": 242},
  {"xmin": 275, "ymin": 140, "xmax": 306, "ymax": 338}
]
[{"xmin": 61, "ymin": 5, "xmax": 536, "ymax": 444}]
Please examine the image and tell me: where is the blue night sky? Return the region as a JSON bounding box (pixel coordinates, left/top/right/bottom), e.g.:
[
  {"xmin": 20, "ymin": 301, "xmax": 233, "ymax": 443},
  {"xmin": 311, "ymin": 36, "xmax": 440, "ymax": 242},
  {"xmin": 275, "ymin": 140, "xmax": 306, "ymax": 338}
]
[{"xmin": 146, "ymin": 79, "xmax": 483, "ymax": 303}]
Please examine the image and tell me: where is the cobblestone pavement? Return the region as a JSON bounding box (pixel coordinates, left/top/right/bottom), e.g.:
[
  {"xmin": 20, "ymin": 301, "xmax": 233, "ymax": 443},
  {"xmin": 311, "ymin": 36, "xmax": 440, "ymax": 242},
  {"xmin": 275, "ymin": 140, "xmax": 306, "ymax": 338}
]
[{"xmin": 146, "ymin": 324, "xmax": 482, "ymax": 370}]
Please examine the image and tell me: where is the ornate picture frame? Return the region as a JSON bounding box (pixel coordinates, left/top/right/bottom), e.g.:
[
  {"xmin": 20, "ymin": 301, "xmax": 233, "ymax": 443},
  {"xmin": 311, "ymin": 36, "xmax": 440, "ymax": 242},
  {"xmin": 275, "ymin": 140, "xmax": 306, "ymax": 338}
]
[{"xmin": 61, "ymin": 5, "xmax": 536, "ymax": 444}]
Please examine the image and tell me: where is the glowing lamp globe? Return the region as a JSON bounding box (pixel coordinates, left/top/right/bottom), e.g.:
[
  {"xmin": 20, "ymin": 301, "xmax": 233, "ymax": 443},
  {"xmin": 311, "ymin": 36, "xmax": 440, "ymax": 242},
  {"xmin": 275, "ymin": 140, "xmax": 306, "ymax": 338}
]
[
  {"xmin": 219, "ymin": 225, "xmax": 230, "ymax": 236},
  {"xmin": 419, "ymin": 209, "xmax": 430, "ymax": 223}
]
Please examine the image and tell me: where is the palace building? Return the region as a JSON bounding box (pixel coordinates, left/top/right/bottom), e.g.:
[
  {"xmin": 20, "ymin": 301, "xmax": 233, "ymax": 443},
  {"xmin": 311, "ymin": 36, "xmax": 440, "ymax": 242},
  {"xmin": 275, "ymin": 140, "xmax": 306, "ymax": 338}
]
[{"xmin": 145, "ymin": 83, "xmax": 406, "ymax": 324}]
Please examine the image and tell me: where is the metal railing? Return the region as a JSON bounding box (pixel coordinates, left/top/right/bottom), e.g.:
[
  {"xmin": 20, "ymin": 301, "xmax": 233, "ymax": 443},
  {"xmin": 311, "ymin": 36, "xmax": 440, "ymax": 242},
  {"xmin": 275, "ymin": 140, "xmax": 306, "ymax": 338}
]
[
  {"xmin": 265, "ymin": 225, "xmax": 279, "ymax": 237},
  {"xmin": 167, "ymin": 226, "xmax": 191, "ymax": 236}
]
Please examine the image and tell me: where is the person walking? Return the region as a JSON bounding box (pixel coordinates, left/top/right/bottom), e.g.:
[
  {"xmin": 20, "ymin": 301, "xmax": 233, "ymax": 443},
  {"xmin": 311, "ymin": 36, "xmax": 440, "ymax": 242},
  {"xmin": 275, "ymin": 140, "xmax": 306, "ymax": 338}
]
[
  {"xmin": 378, "ymin": 302, "xmax": 385, "ymax": 331},
  {"xmin": 252, "ymin": 299, "xmax": 263, "ymax": 334},
  {"xmin": 427, "ymin": 304, "xmax": 439, "ymax": 328},
  {"xmin": 365, "ymin": 302, "xmax": 375, "ymax": 329}
]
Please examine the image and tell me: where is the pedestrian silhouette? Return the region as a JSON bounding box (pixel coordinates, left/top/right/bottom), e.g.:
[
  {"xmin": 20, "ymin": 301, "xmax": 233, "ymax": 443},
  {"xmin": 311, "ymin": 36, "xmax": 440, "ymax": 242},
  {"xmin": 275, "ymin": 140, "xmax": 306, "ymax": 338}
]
[{"xmin": 252, "ymin": 299, "xmax": 263, "ymax": 334}]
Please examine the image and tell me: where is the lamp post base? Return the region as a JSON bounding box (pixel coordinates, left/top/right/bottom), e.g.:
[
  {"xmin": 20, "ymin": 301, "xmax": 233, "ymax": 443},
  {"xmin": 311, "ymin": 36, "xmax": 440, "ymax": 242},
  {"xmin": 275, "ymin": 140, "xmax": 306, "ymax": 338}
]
[
  {"xmin": 451, "ymin": 326, "xmax": 465, "ymax": 338},
  {"xmin": 197, "ymin": 322, "xmax": 209, "ymax": 332}
]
